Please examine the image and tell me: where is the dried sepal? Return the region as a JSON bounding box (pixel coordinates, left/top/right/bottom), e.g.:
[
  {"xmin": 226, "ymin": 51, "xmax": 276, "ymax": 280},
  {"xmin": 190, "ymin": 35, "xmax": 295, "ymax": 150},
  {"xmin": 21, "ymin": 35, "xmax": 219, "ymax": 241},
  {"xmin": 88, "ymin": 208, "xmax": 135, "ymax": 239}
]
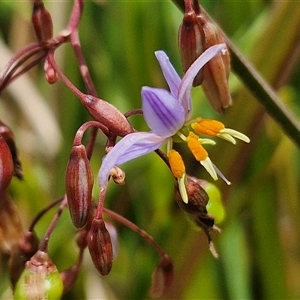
[
  {"xmin": 87, "ymin": 217, "xmax": 113, "ymax": 276},
  {"xmin": 65, "ymin": 144, "xmax": 94, "ymax": 228},
  {"xmin": 13, "ymin": 250, "xmax": 63, "ymax": 300},
  {"xmin": 149, "ymin": 254, "xmax": 174, "ymax": 298},
  {"xmin": 174, "ymin": 176, "xmax": 220, "ymax": 258}
]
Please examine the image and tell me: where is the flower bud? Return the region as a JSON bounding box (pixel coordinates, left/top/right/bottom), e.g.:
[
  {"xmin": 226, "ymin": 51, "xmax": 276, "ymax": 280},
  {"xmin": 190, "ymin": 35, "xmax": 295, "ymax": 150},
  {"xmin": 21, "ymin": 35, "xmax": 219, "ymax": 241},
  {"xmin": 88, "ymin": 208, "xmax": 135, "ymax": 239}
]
[
  {"xmin": 178, "ymin": 7, "xmax": 205, "ymax": 86},
  {"xmin": 87, "ymin": 217, "xmax": 113, "ymax": 276},
  {"xmin": 44, "ymin": 57, "xmax": 57, "ymax": 84},
  {"xmin": 32, "ymin": 1, "xmax": 53, "ymax": 42},
  {"xmin": 149, "ymin": 254, "xmax": 174, "ymax": 298},
  {"xmin": 0, "ymin": 134, "xmax": 14, "ymax": 198},
  {"xmin": 199, "ymin": 16, "xmax": 232, "ymax": 112},
  {"xmin": 65, "ymin": 144, "xmax": 94, "ymax": 228},
  {"xmin": 14, "ymin": 251, "xmax": 63, "ymax": 300},
  {"xmin": 0, "ymin": 121, "xmax": 23, "ymax": 180},
  {"xmin": 82, "ymin": 95, "xmax": 133, "ymax": 136}
]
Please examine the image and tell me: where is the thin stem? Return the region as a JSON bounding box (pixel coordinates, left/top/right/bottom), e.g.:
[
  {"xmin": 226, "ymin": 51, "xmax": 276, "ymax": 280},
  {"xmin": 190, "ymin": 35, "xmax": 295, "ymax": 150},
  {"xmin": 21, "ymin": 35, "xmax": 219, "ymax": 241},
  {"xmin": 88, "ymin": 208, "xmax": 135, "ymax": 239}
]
[
  {"xmin": 39, "ymin": 196, "xmax": 68, "ymax": 252},
  {"xmin": 103, "ymin": 207, "xmax": 167, "ymax": 257}
]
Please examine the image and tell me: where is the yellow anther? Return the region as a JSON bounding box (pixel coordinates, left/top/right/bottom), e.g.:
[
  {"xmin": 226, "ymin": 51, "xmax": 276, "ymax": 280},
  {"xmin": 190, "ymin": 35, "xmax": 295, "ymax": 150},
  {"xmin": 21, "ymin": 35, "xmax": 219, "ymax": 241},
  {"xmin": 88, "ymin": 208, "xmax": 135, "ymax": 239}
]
[
  {"xmin": 168, "ymin": 149, "xmax": 185, "ymax": 179},
  {"xmin": 192, "ymin": 119, "xmax": 225, "ymax": 136},
  {"xmin": 187, "ymin": 132, "xmax": 208, "ymax": 161}
]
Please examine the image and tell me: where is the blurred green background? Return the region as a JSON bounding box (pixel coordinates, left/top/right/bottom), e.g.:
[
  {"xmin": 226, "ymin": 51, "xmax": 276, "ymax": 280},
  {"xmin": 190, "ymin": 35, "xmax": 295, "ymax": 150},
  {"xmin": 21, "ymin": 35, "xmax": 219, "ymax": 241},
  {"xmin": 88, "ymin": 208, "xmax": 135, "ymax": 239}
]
[{"xmin": 0, "ymin": 1, "xmax": 300, "ymax": 299}]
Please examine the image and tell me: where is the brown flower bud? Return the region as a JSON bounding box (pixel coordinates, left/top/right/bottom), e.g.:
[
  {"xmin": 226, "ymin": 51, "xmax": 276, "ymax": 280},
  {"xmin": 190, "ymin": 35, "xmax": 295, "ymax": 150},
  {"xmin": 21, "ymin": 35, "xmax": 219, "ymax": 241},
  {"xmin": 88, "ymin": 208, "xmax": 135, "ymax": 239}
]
[
  {"xmin": 87, "ymin": 218, "xmax": 113, "ymax": 276},
  {"xmin": 32, "ymin": 1, "xmax": 53, "ymax": 42},
  {"xmin": 82, "ymin": 95, "xmax": 133, "ymax": 136},
  {"xmin": 199, "ymin": 16, "xmax": 232, "ymax": 112},
  {"xmin": 178, "ymin": 7, "xmax": 205, "ymax": 86},
  {"xmin": 65, "ymin": 144, "xmax": 94, "ymax": 228},
  {"xmin": 0, "ymin": 121, "xmax": 23, "ymax": 180},
  {"xmin": 14, "ymin": 250, "xmax": 63, "ymax": 300},
  {"xmin": 0, "ymin": 134, "xmax": 14, "ymax": 197},
  {"xmin": 149, "ymin": 254, "xmax": 174, "ymax": 298}
]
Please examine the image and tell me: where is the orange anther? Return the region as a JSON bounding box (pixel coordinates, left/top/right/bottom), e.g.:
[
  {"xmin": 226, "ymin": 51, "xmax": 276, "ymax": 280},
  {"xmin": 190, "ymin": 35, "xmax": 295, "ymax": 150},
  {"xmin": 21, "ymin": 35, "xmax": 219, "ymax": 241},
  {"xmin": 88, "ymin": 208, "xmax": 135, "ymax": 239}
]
[
  {"xmin": 191, "ymin": 119, "xmax": 224, "ymax": 136},
  {"xmin": 187, "ymin": 132, "xmax": 208, "ymax": 161},
  {"xmin": 168, "ymin": 149, "xmax": 185, "ymax": 178}
]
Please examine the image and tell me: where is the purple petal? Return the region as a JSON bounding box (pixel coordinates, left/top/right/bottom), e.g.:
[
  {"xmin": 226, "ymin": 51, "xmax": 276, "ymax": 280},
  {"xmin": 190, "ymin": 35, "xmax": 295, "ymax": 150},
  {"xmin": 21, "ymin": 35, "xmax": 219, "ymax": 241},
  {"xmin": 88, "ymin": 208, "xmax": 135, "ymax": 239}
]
[
  {"xmin": 142, "ymin": 87, "xmax": 185, "ymax": 138},
  {"xmin": 155, "ymin": 51, "xmax": 181, "ymax": 98},
  {"xmin": 178, "ymin": 44, "xmax": 227, "ymax": 108},
  {"xmin": 98, "ymin": 132, "xmax": 165, "ymax": 188}
]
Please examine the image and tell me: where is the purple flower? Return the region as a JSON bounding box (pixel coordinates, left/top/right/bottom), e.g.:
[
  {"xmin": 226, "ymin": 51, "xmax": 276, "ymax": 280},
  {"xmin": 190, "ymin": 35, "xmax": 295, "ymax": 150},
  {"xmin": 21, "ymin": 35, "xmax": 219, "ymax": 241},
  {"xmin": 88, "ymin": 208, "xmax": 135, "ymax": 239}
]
[{"xmin": 98, "ymin": 44, "xmax": 249, "ymax": 203}]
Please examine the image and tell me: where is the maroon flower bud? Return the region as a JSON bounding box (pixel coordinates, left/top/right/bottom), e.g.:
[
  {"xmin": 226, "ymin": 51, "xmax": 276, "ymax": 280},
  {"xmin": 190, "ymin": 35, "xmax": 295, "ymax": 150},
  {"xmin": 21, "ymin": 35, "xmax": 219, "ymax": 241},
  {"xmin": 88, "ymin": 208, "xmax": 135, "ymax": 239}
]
[
  {"xmin": 87, "ymin": 217, "xmax": 113, "ymax": 276},
  {"xmin": 14, "ymin": 251, "xmax": 63, "ymax": 300},
  {"xmin": 0, "ymin": 121, "xmax": 23, "ymax": 180},
  {"xmin": 199, "ymin": 16, "xmax": 232, "ymax": 112},
  {"xmin": 178, "ymin": 6, "xmax": 205, "ymax": 86},
  {"xmin": 32, "ymin": 1, "xmax": 53, "ymax": 42},
  {"xmin": 65, "ymin": 144, "xmax": 94, "ymax": 228},
  {"xmin": 82, "ymin": 95, "xmax": 133, "ymax": 136},
  {"xmin": 149, "ymin": 254, "xmax": 174, "ymax": 298},
  {"xmin": 0, "ymin": 134, "xmax": 14, "ymax": 198}
]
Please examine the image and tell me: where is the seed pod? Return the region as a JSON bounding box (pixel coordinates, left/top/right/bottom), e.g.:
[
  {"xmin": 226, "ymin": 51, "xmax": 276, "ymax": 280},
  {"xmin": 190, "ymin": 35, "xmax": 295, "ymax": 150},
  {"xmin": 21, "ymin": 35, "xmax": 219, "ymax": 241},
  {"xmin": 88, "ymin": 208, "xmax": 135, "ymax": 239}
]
[
  {"xmin": 82, "ymin": 95, "xmax": 133, "ymax": 137},
  {"xmin": 0, "ymin": 134, "xmax": 14, "ymax": 198},
  {"xmin": 87, "ymin": 218, "xmax": 113, "ymax": 276},
  {"xmin": 178, "ymin": 6, "xmax": 205, "ymax": 86},
  {"xmin": 60, "ymin": 265, "xmax": 80, "ymax": 295},
  {"xmin": 32, "ymin": 1, "xmax": 53, "ymax": 42},
  {"xmin": 14, "ymin": 251, "xmax": 63, "ymax": 300},
  {"xmin": 65, "ymin": 144, "xmax": 94, "ymax": 228}
]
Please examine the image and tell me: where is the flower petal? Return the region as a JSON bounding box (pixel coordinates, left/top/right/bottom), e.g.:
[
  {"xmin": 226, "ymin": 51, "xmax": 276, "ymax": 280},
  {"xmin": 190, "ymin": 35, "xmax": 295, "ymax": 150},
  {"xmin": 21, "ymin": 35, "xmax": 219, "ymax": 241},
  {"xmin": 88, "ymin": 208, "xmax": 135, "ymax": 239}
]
[
  {"xmin": 142, "ymin": 87, "xmax": 185, "ymax": 138},
  {"xmin": 98, "ymin": 132, "xmax": 165, "ymax": 188},
  {"xmin": 178, "ymin": 44, "xmax": 227, "ymax": 108},
  {"xmin": 155, "ymin": 51, "xmax": 181, "ymax": 99}
]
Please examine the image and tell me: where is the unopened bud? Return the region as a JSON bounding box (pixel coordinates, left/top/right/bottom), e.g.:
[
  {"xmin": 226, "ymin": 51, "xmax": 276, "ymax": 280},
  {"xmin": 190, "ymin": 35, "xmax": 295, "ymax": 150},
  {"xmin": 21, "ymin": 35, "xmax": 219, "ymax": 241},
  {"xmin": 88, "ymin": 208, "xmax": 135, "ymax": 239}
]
[
  {"xmin": 65, "ymin": 144, "xmax": 94, "ymax": 228},
  {"xmin": 82, "ymin": 95, "xmax": 133, "ymax": 136},
  {"xmin": 149, "ymin": 254, "xmax": 174, "ymax": 298},
  {"xmin": 199, "ymin": 16, "xmax": 232, "ymax": 112},
  {"xmin": 0, "ymin": 121, "xmax": 23, "ymax": 180},
  {"xmin": 32, "ymin": 1, "xmax": 53, "ymax": 42},
  {"xmin": 14, "ymin": 251, "xmax": 63, "ymax": 300},
  {"xmin": 178, "ymin": 7, "xmax": 205, "ymax": 86},
  {"xmin": 0, "ymin": 134, "xmax": 14, "ymax": 197},
  {"xmin": 44, "ymin": 57, "xmax": 57, "ymax": 84},
  {"xmin": 87, "ymin": 218, "xmax": 113, "ymax": 276}
]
